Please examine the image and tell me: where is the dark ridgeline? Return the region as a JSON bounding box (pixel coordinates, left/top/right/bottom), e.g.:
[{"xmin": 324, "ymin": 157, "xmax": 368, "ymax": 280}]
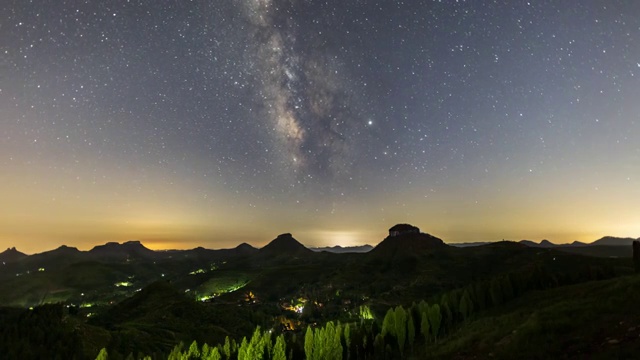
[
  {"xmin": 634, "ymin": 240, "xmax": 640, "ymax": 273},
  {"xmin": 371, "ymin": 224, "xmax": 446, "ymax": 257},
  {"xmin": 0, "ymin": 247, "xmax": 28, "ymax": 263}
]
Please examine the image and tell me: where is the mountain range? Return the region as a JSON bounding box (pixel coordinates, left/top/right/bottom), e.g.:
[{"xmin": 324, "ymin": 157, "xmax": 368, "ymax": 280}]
[{"xmin": 2, "ymin": 233, "xmax": 637, "ymax": 266}]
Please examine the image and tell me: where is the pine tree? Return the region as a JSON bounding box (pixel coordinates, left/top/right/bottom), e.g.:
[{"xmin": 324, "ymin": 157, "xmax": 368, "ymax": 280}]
[
  {"xmin": 459, "ymin": 290, "xmax": 473, "ymax": 321},
  {"xmin": 187, "ymin": 340, "xmax": 200, "ymax": 359},
  {"xmin": 394, "ymin": 306, "xmax": 407, "ymax": 354},
  {"xmin": 373, "ymin": 334, "xmax": 385, "ymax": 359},
  {"xmin": 304, "ymin": 326, "xmax": 314, "ymax": 360},
  {"xmin": 441, "ymin": 300, "xmax": 452, "ymax": 335},
  {"xmin": 210, "ymin": 347, "xmax": 222, "ymax": 360},
  {"xmin": 167, "ymin": 343, "xmax": 183, "ymax": 360},
  {"xmin": 420, "ymin": 311, "xmax": 430, "ymax": 345},
  {"xmin": 428, "ymin": 304, "xmax": 442, "ymax": 342},
  {"xmin": 95, "ymin": 348, "xmax": 108, "ymax": 360},
  {"xmin": 418, "ymin": 300, "xmax": 429, "ymax": 316},
  {"xmin": 248, "ymin": 326, "xmax": 265, "ymax": 360},
  {"xmin": 344, "ymin": 323, "xmax": 351, "ymax": 359},
  {"xmin": 381, "ymin": 308, "xmax": 396, "ymax": 337},
  {"xmin": 237, "ymin": 337, "xmax": 249, "ymax": 360},
  {"xmin": 407, "ymin": 312, "xmax": 415, "ymax": 350},
  {"xmin": 333, "ymin": 324, "xmax": 343, "ymax": 360},
  {"xmin": 223, "ymin": 336, "xmax": 231, "ymax": 360},
  {"xmin": 272, "ymin": 334, "xmax": 286, "ymax": 360}
]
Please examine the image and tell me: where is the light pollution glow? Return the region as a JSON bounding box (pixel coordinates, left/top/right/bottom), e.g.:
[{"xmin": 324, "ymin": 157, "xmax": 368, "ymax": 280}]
[{"xmin": 1, "ymin": 148, "xmax": 639, "ymax": 254}]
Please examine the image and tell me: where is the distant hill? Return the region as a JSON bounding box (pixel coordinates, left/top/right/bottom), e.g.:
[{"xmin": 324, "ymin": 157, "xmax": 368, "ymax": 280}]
[
  {"xmin": 519, "ymin": 239, "xmax": 555, "ymax": 248},
  {"xmin": 310, "ymin": 245, "xmax": 373, "ymax": 253},
  {"xmin": 28, "ymin": 245, "xmax": 82, "ymax": 262},
  {"xmin": 88, "ymin": 240, "xmax": 157, "ymax": 261},
  {"xmin": 519, "ymin": 236, "xmax": 638, "ymax": 248},
  {"xmin": 370, "ymin": 228, "xmax": 447, "ymax": 256},
  {"xmin": 591, "ymin": 236, "xmax": 638, "ymax": 246},
  {"xmin": 234, "ymin": 242, "xmax": 259, "ymax": 255},
  {"xmin": 449, "ymin": 242, "xmax": 492, "ymax": 248},
  {"xmin": 259, "ymin": 233, "xmax": 312, "ymax": 256},
  {"xmin": 516, "ymin": 236, "xmax": 637, "ymax": 258},
  {"xmin": 0, "ymin": 247, "xmax": 27, "ymax": 263}
]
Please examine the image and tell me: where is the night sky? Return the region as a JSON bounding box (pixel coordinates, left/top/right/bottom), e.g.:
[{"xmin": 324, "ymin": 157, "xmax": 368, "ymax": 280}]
[{"xmin": 2, "ymin": 0, "xmax": 639, "ymax": 253}]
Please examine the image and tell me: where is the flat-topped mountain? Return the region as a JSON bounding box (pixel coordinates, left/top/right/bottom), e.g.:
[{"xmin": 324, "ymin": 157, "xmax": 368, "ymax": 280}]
[
  {"xmin": 371, "ymin": 224, "xmax": 447, "ymax": 256},
  {"xmin": 88, "ymin": 240, "xmax": 157, "ymax": 260}
]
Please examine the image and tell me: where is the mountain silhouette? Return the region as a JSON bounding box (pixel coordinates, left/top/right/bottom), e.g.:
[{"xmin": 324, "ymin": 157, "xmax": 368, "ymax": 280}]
[
  {"xmin": 88, "ymin": 240, "xmax": 157, "ymax": 261},
  {"xmin": 591, "ymin": 236, "xmax": 638, "ymax": 246},
  {"xmin": 0, "ymin": 247, "xmax": 27, "ymax": 263},
  {"xmin": 234, "ymin": 242, "xmax": 259, "ymax": 255},
  {"xmin": 520, "ymin": 236, "xmax": 639, "ymax": 248},
  {"xmin": 539, "ymin": 239, "xmax": 554, "ymax": 248},
  {"xmin": 259, "ymin": 233, "xmax": 312, "ymax": 256},
  {"xmin": 310, "ymin": 245, "xmax": 373, "ymax": 253},
  {"xmin": 371, "ymin": 225, "xmax": 446, "ymax": 256}
]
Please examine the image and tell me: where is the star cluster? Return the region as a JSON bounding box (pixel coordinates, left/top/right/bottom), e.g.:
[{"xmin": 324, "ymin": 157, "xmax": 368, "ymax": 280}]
[{"xmin": 1, "ymin": 0, "xmax": 639, "ymax": 252}]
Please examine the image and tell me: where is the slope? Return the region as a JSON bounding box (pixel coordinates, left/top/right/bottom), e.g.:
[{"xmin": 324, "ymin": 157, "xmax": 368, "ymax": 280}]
[{"xmin": 430, "ymin": 275, "xmax": 640, "ymax": 359}]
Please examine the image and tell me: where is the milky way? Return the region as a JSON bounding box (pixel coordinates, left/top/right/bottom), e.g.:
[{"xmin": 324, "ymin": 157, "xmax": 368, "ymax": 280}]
[{"xmin": 239, "ymin": 0, "xmax": 367, "ymax": 184}]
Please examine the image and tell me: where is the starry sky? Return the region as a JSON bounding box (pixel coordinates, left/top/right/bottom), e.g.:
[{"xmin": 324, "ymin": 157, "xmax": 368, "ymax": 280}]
[{"xmin": 2, "ymin": 0, "xmax": 639, "ymax": 253}]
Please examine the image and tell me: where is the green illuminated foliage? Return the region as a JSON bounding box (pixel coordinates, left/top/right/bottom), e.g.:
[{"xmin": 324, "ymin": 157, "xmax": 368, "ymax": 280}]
[
  {"xmin": 272, "ymin": 334, "xmax": 286, "ymax": 360},
  {"xmin": 95, "ymin": 348, "xmax": 108, "ymax": 360},
  {"xmin": 429, "ymin": 304, "xmax": 442, "ymax": 342}
]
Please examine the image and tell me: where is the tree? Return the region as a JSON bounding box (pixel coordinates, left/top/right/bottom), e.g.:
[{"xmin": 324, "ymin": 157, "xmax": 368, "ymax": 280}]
[
  {"xmin": 440, "ymin": 296, "xmax": 453, "ymax": 334},
  {"xmin": 332, "ymin": 323, "xmax": 343, "ymax": 360},
  {"xmin": 305, "ymin": 326, "xmax": 314, "ymax": 360},
  {"xmin": 394, "ymin": 306, "xmax": 407, "ymax": 354},
  {"xmin": 407, "ymin": 312, "xmax": 415, "ymax": 350},
  {"xmin": 237, "ymin": 337, "xmax": 249, "ymax": 360},
  {"xmin": 344, "ymin": 323, "xmax": 351, "ymax": 359},
  {"xmin": 95, "ymin": 348, "xmax": 108, "ymax": 360},
  {"xmin": 211, "ymin": 347, "xmax": 222, "ymax": 360},
  {"xmin": 381, "ymin": 308, "xmax": 396, "ymax": 337},
  {"xmin": 203, "ymin": 347, "xmax": 222, "ymax": 360},
  {"xmin": 187, "ymin": 340, "xmax": 200, "ymax": 359},
  {"xmin": 247, "ymin": 326, "xmax": 266, "ymax": 360},
  {"xmin": 359, "ymin": 305, "xmax": 374, "ymax": 321},
  {"xmin": 418, "ymin": 300, "xmax": 429, "ymax": 316},
  {"xmin": 420, "ymin": 311, "xmax": 430, "ymax": 345},
  {"xmin": 168, "ymin": 343, "xmax": 183, "ymax": 360},
  {"xmin": 428, "ymin": 304, "xmax": 442, "ymax": 342},
  {"xmin": 373, "ymin": 334, "xmax": 385, "ymax": 359},
  {"xmin": 459, "ymin": 290, "xmax": 474, "ymax": 321},
  {"xmin": 272, "ymin": 334, "xmax": 286, "ymax": 360},
  {"xmin": 223, "ymin": 336, "xmax": 231, "ymax": 360}
]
